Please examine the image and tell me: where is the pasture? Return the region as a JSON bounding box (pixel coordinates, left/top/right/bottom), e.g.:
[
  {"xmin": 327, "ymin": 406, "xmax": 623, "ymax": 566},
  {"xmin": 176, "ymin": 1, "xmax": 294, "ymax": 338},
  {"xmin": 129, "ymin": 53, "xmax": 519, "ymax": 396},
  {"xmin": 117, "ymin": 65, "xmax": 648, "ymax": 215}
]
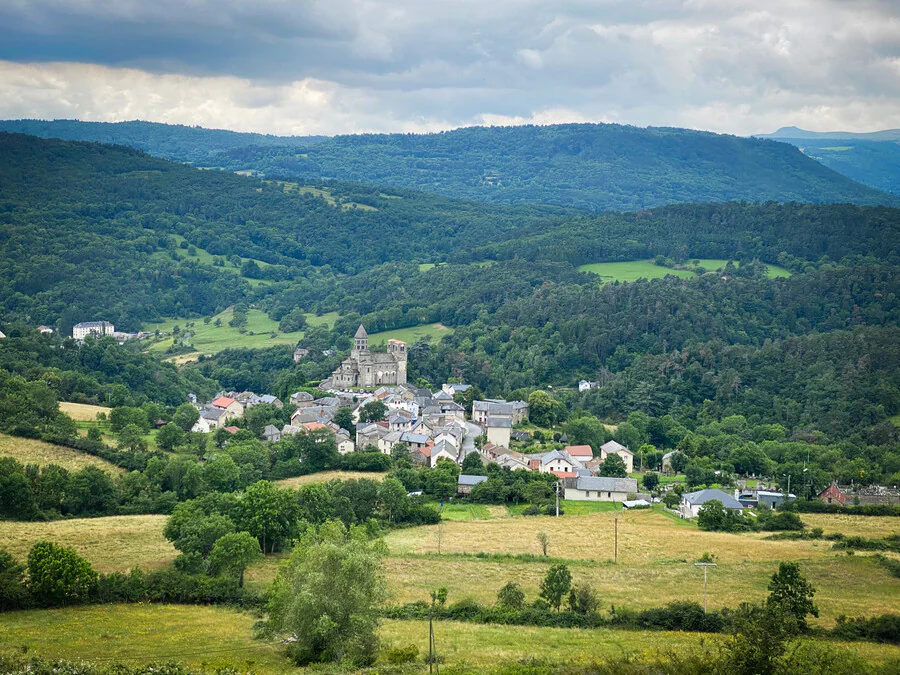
[
  {"xmin": 274, "ymin": 470, "xmax": 388, "ymax": 489},
  {"xmin": 58, "ymin": 401, "xmax": 111, "ymax": 421},
  {"xmin": 145, "ymin": 309, "xmax": 340, "ymax": 355},
  {"xmin": 0, "ymin": 515, "xmax": 175, "ymax": 573},
  {"xmin": 368, "ymin": 322, "xmax": 454, "ymax": 345},
  {"xmin": 0, "ymin": 433, "xmax": 120, "ymax": 474},
  {"xmin": 578, "ymin": 259, "xmax": 790, "ymax": 282},
  {"xmin": 2, "ymin": 606, "xmax": 899, "ymax": 673}
]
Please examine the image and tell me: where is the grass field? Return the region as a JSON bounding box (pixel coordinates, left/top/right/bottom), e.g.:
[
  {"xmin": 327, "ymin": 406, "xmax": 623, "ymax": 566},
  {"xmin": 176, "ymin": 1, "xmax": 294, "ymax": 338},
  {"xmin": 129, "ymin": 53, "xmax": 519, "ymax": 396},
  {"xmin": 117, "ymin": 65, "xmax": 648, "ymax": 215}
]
[
  {"xmin": 369, "ymin": 322, "xmax": 454, "ymax": 345},
  {"xmin": 2, "ymin": 606, "xmax": 898, "ymax": 673},
  {"xmin": 0, "ymin": 605, "xmax": 287, "ymax": 672},
  {"xmin": 151, "ymin": 235, "xmax": 273, "ymax": 288},
  {"xmin": 145, "ymin": 309, "xmax": 340, "ymax": 356},
  {"xmin": 578, "ymin": 259, "xmax": 790, "ymax": 282},
  {"xmin": 59, "ymin": 401, "xmax": 111, "ymax": 421},
  {"xmin": 0, "ymin": 433, "xmax": 120, "ymax": 474},
  {"xmin": 0, "ymin": 515, "xmax": 175, "ymax": 573},
  {"xmin": 274, "ymin": 470, "xmax": 388, "ymax": 489}
]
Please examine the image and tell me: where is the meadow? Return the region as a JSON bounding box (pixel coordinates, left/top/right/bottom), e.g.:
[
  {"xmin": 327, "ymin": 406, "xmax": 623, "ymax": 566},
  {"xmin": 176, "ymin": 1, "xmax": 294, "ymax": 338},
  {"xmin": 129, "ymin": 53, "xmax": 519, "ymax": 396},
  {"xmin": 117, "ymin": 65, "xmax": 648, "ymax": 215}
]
[
  {"xmin": 58, "ymin": 401, "xmax": 111, "ymax": 421},
  {"xmin": 2, "ymin": 606, "xmax": 899, "ymax": 673},
  {"xmin": 0, "ymin": 432, "xmax": 120, "ymax": 474},
  {"xmin": 145, "ymin": 309, "xmax": 340, "ymax": 356},
  {"xmin": 577, "ymin": 259, "xmax": 791, "ymax": 282},
  {"xmin": 274, "ymin": 470, "xmax": 388, "ymax": 489},
  {"xmin": 368, "ymin": 322, "xmax": 454, "ymax": 345}
]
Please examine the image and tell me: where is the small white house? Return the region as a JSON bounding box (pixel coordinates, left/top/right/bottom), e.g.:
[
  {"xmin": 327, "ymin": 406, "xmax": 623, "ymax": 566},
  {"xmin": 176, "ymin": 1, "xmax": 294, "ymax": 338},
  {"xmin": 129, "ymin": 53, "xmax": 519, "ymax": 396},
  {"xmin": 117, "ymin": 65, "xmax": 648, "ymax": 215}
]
[
  {"xmin": 679, "ymin": 489, "xmax": 744, "ymax": 519},
  {"xmin": 578, "ymin": 380, "xmax": 597, "ymax": 392},
  {"xmin": 600, "ymin": 440, "xmax": 634, "ymax": 473},
  {"xmin": 485, "ymin": 416, "xmax": 512, "ymax": 448},
  {"xmin": 539, "ymin": 449, "xmax": 581, "ymax": 474},
  {"xmin": 191, "ymin": 415, "xmax": 212, "ymax": 433}
]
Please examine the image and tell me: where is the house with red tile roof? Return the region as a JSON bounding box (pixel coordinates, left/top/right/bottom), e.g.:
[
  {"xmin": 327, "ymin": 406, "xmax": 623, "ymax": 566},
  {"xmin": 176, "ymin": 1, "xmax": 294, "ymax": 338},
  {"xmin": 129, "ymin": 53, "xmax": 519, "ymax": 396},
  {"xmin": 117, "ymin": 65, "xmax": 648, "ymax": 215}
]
[{"xmin": 212, "ymin": 395, "xmax": 244, "ymax": 420}]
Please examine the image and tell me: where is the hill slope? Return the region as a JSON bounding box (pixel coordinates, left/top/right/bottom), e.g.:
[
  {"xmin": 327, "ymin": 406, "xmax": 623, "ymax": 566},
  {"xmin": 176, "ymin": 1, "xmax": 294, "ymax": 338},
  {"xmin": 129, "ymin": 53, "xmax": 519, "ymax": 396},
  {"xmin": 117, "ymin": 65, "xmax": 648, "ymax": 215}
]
[
  {"xmin": 0, "ymin": 119, "xmax": 322, "ymax": 163},
  {"xmin": 759, "ymin": 126, "xmax": 900, "ymax": 142},
  {"xmin": 0, "ymin": 120, "xmax": 890, "ymax": 211}
]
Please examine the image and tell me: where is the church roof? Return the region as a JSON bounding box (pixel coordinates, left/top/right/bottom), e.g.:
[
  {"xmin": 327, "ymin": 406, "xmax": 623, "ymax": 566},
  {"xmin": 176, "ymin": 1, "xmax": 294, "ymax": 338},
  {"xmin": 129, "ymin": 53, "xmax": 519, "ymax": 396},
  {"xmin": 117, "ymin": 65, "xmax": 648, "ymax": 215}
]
[{"xmin": 355, "ymin": 324, "xmax": 368, "ymax": 338}]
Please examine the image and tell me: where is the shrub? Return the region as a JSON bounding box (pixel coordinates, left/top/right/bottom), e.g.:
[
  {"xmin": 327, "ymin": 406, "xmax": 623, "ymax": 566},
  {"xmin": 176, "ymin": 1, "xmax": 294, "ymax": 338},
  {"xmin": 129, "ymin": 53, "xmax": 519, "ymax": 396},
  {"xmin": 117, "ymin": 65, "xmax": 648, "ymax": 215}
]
[{"xmin": 27, "ymin": 541, "xmax": 98, "ymax": 606}]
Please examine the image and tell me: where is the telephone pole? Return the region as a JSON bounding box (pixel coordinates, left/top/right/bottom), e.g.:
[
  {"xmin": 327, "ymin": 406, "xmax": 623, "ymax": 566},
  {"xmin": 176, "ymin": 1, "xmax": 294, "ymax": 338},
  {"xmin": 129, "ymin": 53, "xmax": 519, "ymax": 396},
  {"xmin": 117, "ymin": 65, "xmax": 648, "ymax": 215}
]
[
  {"xmin": 693, "ymin": 562, "xmax": 717, "ymax": 612},
  {"xmin": 614, "ymin": 517, "xmax": 618, "ymax": 563},
  {"xmin": 555, "ymin": 481, "xmax": 561, "ymax": 517}
]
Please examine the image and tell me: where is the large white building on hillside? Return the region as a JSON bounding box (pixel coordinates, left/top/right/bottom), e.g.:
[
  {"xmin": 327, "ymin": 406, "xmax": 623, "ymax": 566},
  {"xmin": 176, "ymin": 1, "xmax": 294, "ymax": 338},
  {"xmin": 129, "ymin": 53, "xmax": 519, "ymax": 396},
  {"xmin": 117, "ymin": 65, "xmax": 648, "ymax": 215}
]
[{"xmin": 73, "ymin": 321, "xmax": 115, "ymax": 340}]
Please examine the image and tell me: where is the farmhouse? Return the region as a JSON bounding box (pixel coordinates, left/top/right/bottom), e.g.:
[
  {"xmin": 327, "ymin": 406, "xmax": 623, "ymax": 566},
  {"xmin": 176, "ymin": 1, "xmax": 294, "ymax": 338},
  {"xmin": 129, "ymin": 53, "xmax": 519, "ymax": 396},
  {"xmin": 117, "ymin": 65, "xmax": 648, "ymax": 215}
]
[
  {"xmin": 679, "ymin": 489, "xmax": 744, "ymax": 519},
  {"xmin": 211, "ymin": 395, "xmax": 244, "ymax": 420},
  {"xmin": 599, "ymin": 440, "xmax": 634, "ymax": 473},
  {"xmin": 564, "ymin": 476, "xmax": 638, "ymax": 502}
]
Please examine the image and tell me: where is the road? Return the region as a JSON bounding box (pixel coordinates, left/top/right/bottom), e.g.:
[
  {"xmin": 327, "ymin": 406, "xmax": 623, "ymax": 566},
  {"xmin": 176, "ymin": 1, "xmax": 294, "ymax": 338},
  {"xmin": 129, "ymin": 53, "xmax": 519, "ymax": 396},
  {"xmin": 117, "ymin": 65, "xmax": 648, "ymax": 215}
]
[{"xmin": 460, "ymin": 421, "xmax": 482, "ymax": 461}]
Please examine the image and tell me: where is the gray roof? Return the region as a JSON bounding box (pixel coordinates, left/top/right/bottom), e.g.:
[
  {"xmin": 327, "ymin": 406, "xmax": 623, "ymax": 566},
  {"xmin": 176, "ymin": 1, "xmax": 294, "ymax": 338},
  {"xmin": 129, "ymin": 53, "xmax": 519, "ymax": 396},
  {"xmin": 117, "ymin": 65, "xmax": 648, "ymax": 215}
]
[
  {"xmin": 574, "ymin": 476, "xmax": 639, "ymax": 493},
  {"xmin": 682, "ymin": 489, "xmax": 744, "ymax": 509},
  {"xmin": 601, "ymin": 440, "xmax": 629, "ymax": 454},
  {"xmin": 257, "ymin": 394, "xmax": 279, "ymax": 405},
  {"xmin": 432, "ymin": 440, "xmax": 456, "ymax": 456},
  {"xmin": 433, "ymin": 391, "xmax": 453, "ymax": 401},
  {"xmin": 474, "ymin": 400, "xmax": 514, "ymax": 416},
  {"xmin": 355, "ymin": 324, "xmax": 368, "ymax": 338},
  {"xmin": 400, "ymin": 432, "xmax": 429, "ymax": 444},
  {"xmin": 458, "ymin": 474, "xmax": 488, "ymax": 486},
  {"xmin": 200, "ymin": 408, "xmax": 226, "ymax": 420},
  {"xmin": 486, "ymin": 416, "xmax": 512, "ymax": 428}
]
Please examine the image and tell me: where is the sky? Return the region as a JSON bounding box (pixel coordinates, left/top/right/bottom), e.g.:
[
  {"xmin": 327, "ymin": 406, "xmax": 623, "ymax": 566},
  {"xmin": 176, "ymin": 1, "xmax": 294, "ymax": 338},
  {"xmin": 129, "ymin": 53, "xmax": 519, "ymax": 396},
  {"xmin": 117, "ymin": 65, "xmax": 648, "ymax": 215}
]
[{"xmin": 0, "ymin": 0, "xmax": 898, "ymax": 137}]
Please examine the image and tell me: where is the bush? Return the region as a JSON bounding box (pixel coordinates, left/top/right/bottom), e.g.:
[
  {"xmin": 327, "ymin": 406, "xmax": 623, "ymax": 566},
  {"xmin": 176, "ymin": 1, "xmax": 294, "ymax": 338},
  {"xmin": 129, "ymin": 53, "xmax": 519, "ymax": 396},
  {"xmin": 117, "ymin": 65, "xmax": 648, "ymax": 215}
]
[
  {"xmin": 759, "ymin": 510, "xmax": 805, "ymax": 531},
  {"xmin": 381, "ymin": 644, "xmax": 419, "ymax": 664},
  {"xmin": 27, "ymin": 541, "xmax": 98, "ymax": 606},
  {"xmin": 832, "ymin": 613, "xmax": 900, "ymax": 644}
]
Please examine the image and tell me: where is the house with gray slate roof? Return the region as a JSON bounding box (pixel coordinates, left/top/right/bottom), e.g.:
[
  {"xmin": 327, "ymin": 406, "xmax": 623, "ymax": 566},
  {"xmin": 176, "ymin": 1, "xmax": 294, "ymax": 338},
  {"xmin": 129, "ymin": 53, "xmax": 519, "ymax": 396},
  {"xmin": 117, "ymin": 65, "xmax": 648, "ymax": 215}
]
[
  {"xmin": 679, "ymin": 489, "xmax": 744, "ymax": 519},
  {"xmin": 564, "ymin": 476, "xmax": 638, "ymax": 502},
  {"xmin": 457, "ymin": 474, "xmax": 488, "ymax": 496}
]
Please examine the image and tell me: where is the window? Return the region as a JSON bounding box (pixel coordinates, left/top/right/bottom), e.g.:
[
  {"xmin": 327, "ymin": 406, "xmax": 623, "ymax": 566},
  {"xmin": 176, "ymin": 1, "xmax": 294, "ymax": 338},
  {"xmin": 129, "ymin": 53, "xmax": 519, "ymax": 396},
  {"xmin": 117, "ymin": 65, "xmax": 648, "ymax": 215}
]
[{"xmin": 607, "ymin": 492, "xmax": 611, "ymax": 498}]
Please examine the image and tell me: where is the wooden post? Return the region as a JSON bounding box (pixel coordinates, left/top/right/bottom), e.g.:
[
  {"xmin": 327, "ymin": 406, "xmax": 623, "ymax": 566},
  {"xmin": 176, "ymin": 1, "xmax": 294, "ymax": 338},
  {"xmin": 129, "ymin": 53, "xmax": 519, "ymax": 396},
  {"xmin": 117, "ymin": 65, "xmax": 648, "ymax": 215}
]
[{"xmin": 614, "ymin": 517, "xmax": 618, "ymax": 563}]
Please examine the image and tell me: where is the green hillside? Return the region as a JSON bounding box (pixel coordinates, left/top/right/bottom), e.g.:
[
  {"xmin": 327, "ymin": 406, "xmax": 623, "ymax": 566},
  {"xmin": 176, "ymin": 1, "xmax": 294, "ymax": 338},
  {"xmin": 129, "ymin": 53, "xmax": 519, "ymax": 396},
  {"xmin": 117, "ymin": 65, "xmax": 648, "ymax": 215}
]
[
  {"xmin": 0, "ymin": 120, "xmax": 891, "ymax": 211},
  {"xmin": 0, "ymin": 118, "xmax": 323, "ymax": 162},
  {"xmin": 199, "ymin": 123, "xmax": 893, "ymax": 210}
]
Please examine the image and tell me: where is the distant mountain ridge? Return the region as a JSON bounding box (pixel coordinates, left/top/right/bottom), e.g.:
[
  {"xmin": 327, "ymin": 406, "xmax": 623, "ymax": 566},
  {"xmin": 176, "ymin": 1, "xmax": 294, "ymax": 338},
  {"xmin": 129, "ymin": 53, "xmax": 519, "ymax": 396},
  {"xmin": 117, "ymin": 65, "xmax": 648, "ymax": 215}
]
[
  {"xmin": 758, "ymin": 126, "xmax": 900, "ymax": 142},
  {"xmin": 0, "ymin": 119, "xmax": 891, "ymax": 212},
  {"xmin": 0, "ymin": 119, "xmax": 323, "ymax": 163}
]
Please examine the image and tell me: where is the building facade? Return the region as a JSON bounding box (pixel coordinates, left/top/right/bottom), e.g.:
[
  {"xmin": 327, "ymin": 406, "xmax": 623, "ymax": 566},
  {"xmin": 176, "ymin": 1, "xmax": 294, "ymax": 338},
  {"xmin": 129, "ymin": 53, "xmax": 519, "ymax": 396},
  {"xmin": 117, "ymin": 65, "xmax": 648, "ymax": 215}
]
[
  {"xmin": 331, "ymin": 325, "xmax": 408, "ymax": 388},
  {"xmin": 73, "ymin": 321, "xmax": 115, "ymax": 340}
]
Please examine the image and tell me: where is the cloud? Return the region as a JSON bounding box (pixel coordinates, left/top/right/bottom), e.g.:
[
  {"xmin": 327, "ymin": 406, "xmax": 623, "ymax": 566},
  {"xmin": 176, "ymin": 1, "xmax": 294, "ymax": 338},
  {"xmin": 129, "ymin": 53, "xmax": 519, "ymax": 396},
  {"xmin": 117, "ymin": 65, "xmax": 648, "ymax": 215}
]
[{"xmin": 0, "ymin": 0, "xmax": 897, "ymax": 135}]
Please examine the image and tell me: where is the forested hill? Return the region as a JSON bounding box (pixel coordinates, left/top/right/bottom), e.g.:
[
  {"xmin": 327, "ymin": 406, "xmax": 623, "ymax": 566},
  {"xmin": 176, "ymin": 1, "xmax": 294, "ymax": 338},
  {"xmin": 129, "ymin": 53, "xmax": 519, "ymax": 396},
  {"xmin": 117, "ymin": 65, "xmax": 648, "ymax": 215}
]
[
  {"xmin": 2, "ymin": 132, "xmax": 899, "ymax": 332},
  {"xmin": 0, "ymin": 119, "xmax": 322, "ymax": 163},
  {"xmin": 0, "ymin": 120, "xmax": 891, "ymax": 212},
  {"xmin": 131, "ymin": 123, "xmax": 895, "ymax": 211}
]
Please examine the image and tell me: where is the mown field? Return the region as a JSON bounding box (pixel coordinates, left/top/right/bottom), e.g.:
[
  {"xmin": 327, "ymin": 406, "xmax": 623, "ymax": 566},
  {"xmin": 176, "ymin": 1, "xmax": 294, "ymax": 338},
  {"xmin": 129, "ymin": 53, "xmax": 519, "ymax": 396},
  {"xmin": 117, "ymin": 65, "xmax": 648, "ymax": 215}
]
[
  {"xmin": 144, "ymin": 310, "xmax": 340, "ymax": 355},
  {"xmin": 0, "ymin": 515, "xmax": 175, "ymax": 573},
  {"xmin": 58, "ymin": 401, "xmax": 111, "ymax": 422},
  {"xmin": 274, "ymin": 470, "xmax": 388, "ymax": 489},
  {"xmin": 0, "ymin": 432, "xmax": 120, "ymax": 474},
  {"xmin": 577, "ymin": 259, "xmax": 791, "ymax": 282},
  {"xmin": 368, "ymin": 322, "xmax": 454, "ymax": 345}
]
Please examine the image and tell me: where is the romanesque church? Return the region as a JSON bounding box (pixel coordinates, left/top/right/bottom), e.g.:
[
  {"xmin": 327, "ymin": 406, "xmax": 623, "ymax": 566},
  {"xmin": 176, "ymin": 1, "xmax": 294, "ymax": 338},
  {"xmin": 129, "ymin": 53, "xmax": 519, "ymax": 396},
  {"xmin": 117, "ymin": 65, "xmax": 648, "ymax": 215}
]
[{"xmin": 330, "ymin": 325, "xmax": 407, "ymax": 387}]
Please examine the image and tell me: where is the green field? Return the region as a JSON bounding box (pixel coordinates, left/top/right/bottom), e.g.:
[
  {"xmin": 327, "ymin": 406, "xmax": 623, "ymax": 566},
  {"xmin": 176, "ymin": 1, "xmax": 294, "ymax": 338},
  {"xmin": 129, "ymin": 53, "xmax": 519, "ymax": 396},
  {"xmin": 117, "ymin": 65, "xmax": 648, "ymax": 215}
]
[
  {"xmin": 151, "ymin": 235, "xmax": 274, "ymax": 287},
  {"xmin": 145, "ymin": 309, "xmax": 340, "ymax": 356},
  {"xmin": 578, "ymin": 259, "xmax": 790, "ymax": 282},
  {"xmin": 369, "ymin": 322, "xmax": 454, "ymax": 345}
]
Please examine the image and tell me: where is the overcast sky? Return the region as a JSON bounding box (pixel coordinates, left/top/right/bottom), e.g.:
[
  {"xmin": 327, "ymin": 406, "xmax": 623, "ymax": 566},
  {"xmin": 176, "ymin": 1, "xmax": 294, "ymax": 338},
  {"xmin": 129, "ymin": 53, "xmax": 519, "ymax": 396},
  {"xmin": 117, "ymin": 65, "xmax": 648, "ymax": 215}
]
[{"xmin": 0, "ymin": 0, "xmax": 898, "ymax": 136}]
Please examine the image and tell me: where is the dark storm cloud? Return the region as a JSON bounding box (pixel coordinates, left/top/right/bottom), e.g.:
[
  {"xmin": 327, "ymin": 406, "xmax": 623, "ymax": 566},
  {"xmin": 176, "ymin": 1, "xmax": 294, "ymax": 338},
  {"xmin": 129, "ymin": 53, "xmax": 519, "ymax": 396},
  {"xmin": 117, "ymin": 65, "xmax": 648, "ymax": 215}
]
[{"xmin": 0, "ymin": 0, "xmax": 897, "ymax": 135}]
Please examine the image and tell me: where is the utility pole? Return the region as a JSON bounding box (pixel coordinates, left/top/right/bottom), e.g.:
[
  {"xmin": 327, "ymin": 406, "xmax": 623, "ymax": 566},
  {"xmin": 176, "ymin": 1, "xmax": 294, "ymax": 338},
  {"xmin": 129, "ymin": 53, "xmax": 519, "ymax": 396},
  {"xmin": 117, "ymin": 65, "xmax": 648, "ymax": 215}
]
[
  {"xmin": 555, "ymin": 481, "xmax": 560, "ymax": 518},
  {"xmin": 614, "ymin": 516, "xmax": 618, "ymax": 563},
  {"xmin": 693, "ymin": 562, "xmax": 717, "ymax": 612}
]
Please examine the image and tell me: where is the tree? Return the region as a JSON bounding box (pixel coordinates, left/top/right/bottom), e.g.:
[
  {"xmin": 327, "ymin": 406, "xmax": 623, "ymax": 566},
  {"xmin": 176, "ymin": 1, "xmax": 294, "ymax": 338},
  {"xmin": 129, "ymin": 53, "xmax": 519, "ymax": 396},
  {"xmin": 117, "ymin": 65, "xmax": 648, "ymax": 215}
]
[
  {"xmin": 117, "ymin": 423, "xmax": 148, "ymax": 452},
  {"xmin": 528, "ymin": 390, "xmax": 565, "ymax": 427},
  {"xmin": 568, "ymin": 584, "xmax": 600, "ymax": 615},
  {"xmin": 536, "ymin": 531, "xmax": 550, "ymax": 556},
  {"xmin": 539, "ymin": 564, "xmax": 572, "ymax": 612},
  {"xmin": 670, "ymin": 451, "xmax": 689, "ymax": 473},
  {"xmin": 496, "ymin": 581, "xmax": 526, "ymax": 610},
  {"xmin": 173, "ymin": 403, "xmax": 200, "ymax": 432},
  {"xmin": 239, "ymin": 481, "xmax": 300, "ymax": 553},
  {"xmin": 663, "ymin": 490, "xmax": 680, "ymax": 509},
  {"xmin": 109, "ymin": 406, "xmax": 150, "ymax": 433},
  {"xmin": 279, "ymin": 309, "xmax": 307, "ymax": 333},
  {"xmin": 66, "ymin": 466, "xmax": 117, "ymax": 516},
  {"xmin": 207, "ymin": 531, "xmax": 262, "ymax": 587},
  {"xmin": 264, "ymin": 521, "xmax": 386, "ymax": 666},
  {"xmin": 0, "ymin": 548, "xmax": 27, "ymax": 611},
  {"xmin": 27, "ymin": 541, "xmax": 98, "ymax": 605},
  {"xmin": 598, "ymin": 454, "xmax": 628, "ymax": 478},
  {"xmin": 377, "ymin": 477, "xmax": 409, "ymax": 524},
  {"xmin": 156, "ymin": 422, "xmax": 186, "ymax": 451},
  {"xmin": 767, "ymin": 561, "xmax": 819, "ymax": 632},
  {"xmin": 333, "ymin": 407, "xmax": 355, "ymax": 435},
  {"xmin": 642, "ymin": 472, "xmax": 660, "ymax": 491},
  {"xmin": 461, "ymin": 451, "xmax": 485, "ymax": 474},
  {"xmin": 358, "ymin": 400, "xmax": 388, "ymax": 423}
]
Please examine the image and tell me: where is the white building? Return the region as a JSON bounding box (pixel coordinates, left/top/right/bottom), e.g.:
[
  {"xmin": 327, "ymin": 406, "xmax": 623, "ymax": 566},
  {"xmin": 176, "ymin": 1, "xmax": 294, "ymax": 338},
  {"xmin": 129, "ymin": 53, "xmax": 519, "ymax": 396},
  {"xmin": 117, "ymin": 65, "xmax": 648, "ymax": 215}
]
[
  {"xmin": 564, "ymin": 476, "xmax": 638, "ymax": 502},
  {"xmin": 73, "ymin": 321, "xmax": 115, "ymax": 340},
  {"xmin": 599, "ymin": 440, "xmax": 635, "ymax": 473},
  {"xmin": 679, "ymin": 489, "xmax": 744, "ymax": 519}
]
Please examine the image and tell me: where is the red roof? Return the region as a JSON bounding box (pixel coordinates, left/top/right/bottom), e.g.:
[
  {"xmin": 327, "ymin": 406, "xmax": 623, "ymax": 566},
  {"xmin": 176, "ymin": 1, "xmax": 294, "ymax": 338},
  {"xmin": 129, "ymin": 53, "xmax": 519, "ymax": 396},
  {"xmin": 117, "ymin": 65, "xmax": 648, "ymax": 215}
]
[
  {"xmin": 565, "ymin": 445, "xmax": 594, "ymax": 458},
  {"xmin": 302, "ymin": 422, "xmax": 326, "ymax": 431},
  {"xmin": 551, "ymin": 470, "xmax": 578, "ymax": 479},
  {"xmin": 223, "ymin": 426, "xmax": 239, "ymax": 434},
  {"xmin": 212, "ymin": 396, "xmax": 236, "ymax": 409}
]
